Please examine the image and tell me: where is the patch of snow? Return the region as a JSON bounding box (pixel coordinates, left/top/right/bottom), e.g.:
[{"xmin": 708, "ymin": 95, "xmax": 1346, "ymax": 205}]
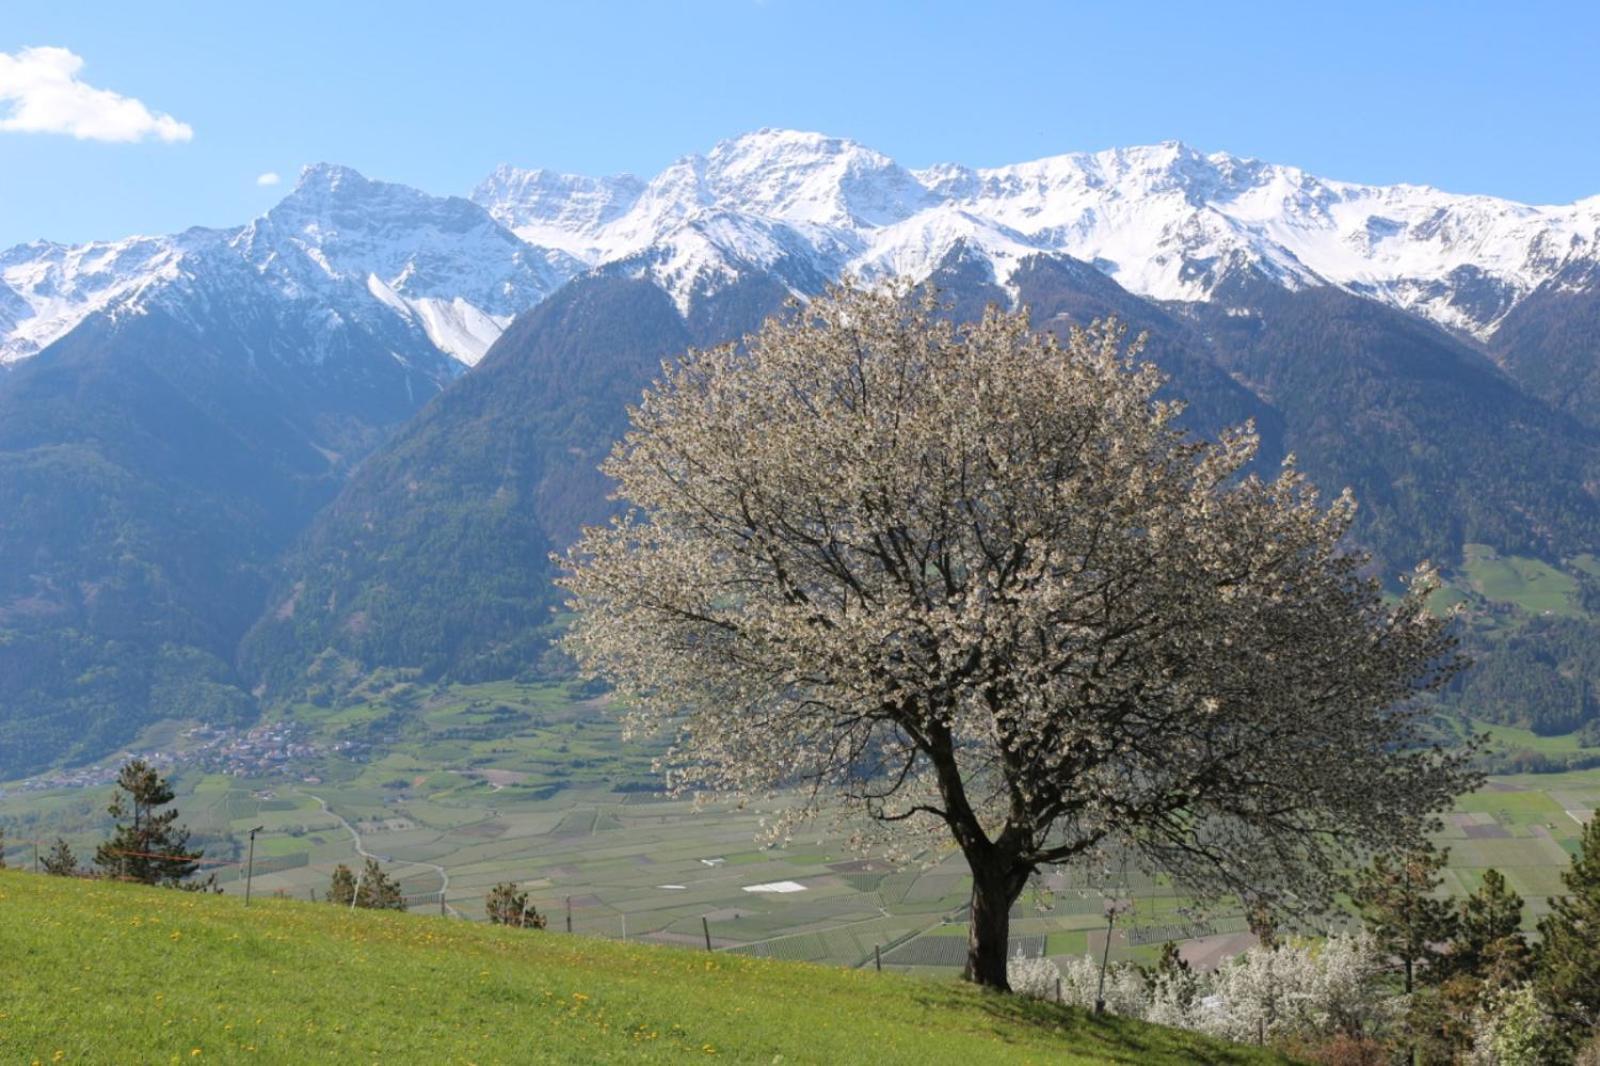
[{"xmin": 741, "ymin": 880, "xmax": 808, "ymax": 894}]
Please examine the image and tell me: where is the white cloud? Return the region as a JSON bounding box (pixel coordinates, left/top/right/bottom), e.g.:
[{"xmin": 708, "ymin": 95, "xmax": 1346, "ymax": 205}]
[
  {"xmin": 256, "ymin": 171, "xmax": 281, "ymax": 187},
  {"xmin": 0, "ymin": 46, "xmax": 193, "ymax": 143}
]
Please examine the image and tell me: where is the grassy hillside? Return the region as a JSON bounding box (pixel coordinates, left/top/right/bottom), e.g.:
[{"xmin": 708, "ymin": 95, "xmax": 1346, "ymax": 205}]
[{"xmin": 0, "ymin": 871, "xmax": 1285, "ymax": 1065}]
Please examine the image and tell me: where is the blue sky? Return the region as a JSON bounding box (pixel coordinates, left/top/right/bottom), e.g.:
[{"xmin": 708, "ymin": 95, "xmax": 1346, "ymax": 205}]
[{"xmin": 2, "ymin": 1, "xmax": 1597, "ymax": 248}]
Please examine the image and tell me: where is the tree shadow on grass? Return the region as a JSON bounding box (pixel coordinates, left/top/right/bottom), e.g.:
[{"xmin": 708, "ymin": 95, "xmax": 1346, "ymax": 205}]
[{"xmin": 907, "ymin": 984, "xmax": 1296, "ymax": 1064}]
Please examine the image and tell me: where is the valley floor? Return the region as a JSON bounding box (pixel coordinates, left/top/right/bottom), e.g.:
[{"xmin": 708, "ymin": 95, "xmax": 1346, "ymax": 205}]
[{"xmin": 4, "ymin": 679, "xmax": 1597, "ymax": 980}]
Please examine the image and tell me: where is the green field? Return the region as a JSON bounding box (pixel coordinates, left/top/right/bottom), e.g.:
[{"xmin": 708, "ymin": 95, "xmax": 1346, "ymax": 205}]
[
  {"xmin": 1458, "ymin": 543, "xmax": 1581, "ymax": 616},
  {"xmin": 0, "ymin": 871, "xmax": 1283, "ymax": 1065}
]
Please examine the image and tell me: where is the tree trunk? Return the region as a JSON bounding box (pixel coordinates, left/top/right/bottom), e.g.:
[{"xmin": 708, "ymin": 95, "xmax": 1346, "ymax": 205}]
[{"xmin": 964, "ymin": 859, "xmax": 1021, "ymax": 989}]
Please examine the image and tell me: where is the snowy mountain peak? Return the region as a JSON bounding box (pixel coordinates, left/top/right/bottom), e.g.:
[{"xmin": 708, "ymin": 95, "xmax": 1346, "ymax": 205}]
[
  {"xmin": 0, "ymin": 232, "xmax": 199, "ymax": 364},
  {"xmin": 2, "ymin": 165, "xmax": 565, "ymax": 369},
  {"xmin": 294, "ymin": 161, "xmax": 366, "ymax": 192},
  {"xmin": 470, "ymin": 165, "xmax": 646, "ymax": 261},
  {"xmin": 7, "ymin": 134, "xmax": 1600, "ymax": 373},
  {"xmin": 699, "ymin": 127, "xmax": 935, "ymax": 229},
  {"xmin": 473, "ymin": 131, "xmax": 1600, "ymax": 336}
]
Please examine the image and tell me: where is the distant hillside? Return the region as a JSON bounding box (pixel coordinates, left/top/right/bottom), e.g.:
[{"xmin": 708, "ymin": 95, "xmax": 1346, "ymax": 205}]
[
  {"xmin": 239, "ymin": 274, "xmax": 766, "ymax": 700},
  {"xmin": 245, "ymin": 249, "xmax": 1600, "ymax": 702},
  {"xmin": 1188, "ymin": 281, "xmax": 1600, "ymax": 570},
  {"xmin": 0, "ymin": 871, "xmax": 1284, "ymax": 1065},
  {"xmin": 0, "ymin": 289, "xmax": 451, "ymax": 776},
  {"xmin": 241, "ymin": 254, "xmax": 1296, "ymax": 702}
]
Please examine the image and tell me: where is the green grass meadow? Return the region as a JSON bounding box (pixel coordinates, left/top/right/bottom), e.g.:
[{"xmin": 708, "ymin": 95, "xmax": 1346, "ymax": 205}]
[
  {"xmin": 0, "ymin": 871, "xmax": 1284, "ymax": 1065},
  {"xmin": 1458, "ymin": 543, "xmax": 1580, "ymax": 616}
]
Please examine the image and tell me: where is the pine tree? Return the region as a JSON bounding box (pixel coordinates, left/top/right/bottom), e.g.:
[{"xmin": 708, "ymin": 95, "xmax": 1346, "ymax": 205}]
[
  {"xmin": 327, "ymin": 863, "xmax": 356, "ymax": 906},
  {"xmin": 1537, "ymin": 814, "xmax": 1600, "ymax": 1042},
  {"xmin": 485, "ymin": 881, "xmax": 527, "ymax": 925},
  {"xmin": 1451, "ymin": 867, "xmax": 1530, "ymax": 985},
  {"xmin": 1352, "ymin": 844, "xmax": 1456, "ymax": 993},
  {"xmin": 93, "ymin": 760, "xmax": 202, "ymax": 886},
  {"xmin": 354, "ymin": 858, "xmax": 405, "ymax": 910},
  {"xmin": 1146, "ymin": 940, "xmax": 1197, "ymax": 1013},
  {"xmin": 41, "ymin": 838, "xmax": 78, "ymax": 876},
  {"xmin": 1244, "ymin": 898, "xmax": 1280, "ymax": 951},
  {"xmin": 485, "ymin": 882, "xmax": 546, "ymax": 928}
]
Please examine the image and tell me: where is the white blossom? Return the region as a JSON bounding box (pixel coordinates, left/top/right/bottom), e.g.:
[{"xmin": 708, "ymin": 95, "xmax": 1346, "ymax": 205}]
[
  {"xmin": 559, "ymin": 281, "xmax": 1479, "ymax": 987},
  {"xmin": 1005, "ymin": 953, "xmax": 1062, "ymax": 1001}
]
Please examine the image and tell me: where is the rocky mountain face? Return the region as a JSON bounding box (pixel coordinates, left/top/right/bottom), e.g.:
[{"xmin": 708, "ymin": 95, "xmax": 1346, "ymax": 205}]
[{"xmin": 4, "ymin": 130, "xmax": 1600, "ymax": 774}]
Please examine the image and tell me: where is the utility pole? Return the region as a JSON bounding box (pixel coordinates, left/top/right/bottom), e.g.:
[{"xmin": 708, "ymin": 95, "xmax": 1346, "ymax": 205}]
[
  {"xmin": 1095, "ymin": 900, "xmax": 1123, "ymax": 1015},
  {"xmin": 702, "ymin": 916, "xmax": 713, "ymax": 952},
  {"xmin": 243, "ymin": 826, "xmax": 264, "ymax": 906}
]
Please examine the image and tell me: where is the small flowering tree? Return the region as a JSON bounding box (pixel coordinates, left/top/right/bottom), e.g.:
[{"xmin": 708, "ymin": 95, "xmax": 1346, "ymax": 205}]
[
  {"xmin": 1470, "ymin": 984, "xmax": 1564, "ymax": 1065},
  {"xmin": 1005, "ymin": 953, "xmax": 1062, "ymax": 1000},
  {"xmin": 559, "ymin": 283, "xmax": 1479, "ymax": 989},
  {"xmin": 1052, "ymin": 954, "xmax": 1150, "ymax": 1016}
]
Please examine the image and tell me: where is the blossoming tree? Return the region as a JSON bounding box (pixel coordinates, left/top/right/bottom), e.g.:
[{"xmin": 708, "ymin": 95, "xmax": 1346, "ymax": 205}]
[{"xmin": 558, "ymin": 283, "xmax": 1479, "ymax": 989}]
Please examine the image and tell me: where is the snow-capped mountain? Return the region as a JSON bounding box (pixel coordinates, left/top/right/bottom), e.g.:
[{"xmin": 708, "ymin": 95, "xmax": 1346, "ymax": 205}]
[
  {"xmin": 473, "ymin": 129, "xmax": 1600, "ymax": 337},
  {"xmin": 0, "ymin": 164, "xmax": 566, "ymax": 370},
  {"xmin": 6, "ymin": 130, "xmax": 1598, "ymax": 377},
  {"xmin": 0, "ymin": 231, "xmax": 198, "ymax": 365}
]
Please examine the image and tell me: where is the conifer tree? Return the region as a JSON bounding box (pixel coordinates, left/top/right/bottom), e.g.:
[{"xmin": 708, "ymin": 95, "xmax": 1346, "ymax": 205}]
[
  {"xmin": 327, "ymin": 863, "xmax": 356, "ymax": 906},
  {"xmin": 485, "ymin": 882, "xmax": 547, "ymax": 928},
  {"xmin": 1147, "ymin": 941, "xmax": 1198, "ymax": 1014},
  {"xmin": 41, "ymin": 838, "xmax": 78, "ymax": 876},
  {"xmin": 93, "ymin": 760, "xmax": 202, "ymax": 886},
  {"xmin": 1352, "ymin": 844, "xmax": 1456, "ymax": 993},
  {"xmin": 342, "ymin": 857, "xmax": 403, "ymax": 902},
  {"xmin": 1451, "ymin": 867, "xmax": 1529, "ymax": 985},
  {"xmin": 1537, "ymin": 814, "xmax": 1600, "ymax": 1042},
  {"xmin": 1245, "ymin": 898, "xmax": 1280, "ymax": 951}
]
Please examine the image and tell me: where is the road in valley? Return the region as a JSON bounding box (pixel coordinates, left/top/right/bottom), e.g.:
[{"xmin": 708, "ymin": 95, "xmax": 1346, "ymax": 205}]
[{"xmin": 299, "ymin": 790, "xmax": 460, "ymax": 918}]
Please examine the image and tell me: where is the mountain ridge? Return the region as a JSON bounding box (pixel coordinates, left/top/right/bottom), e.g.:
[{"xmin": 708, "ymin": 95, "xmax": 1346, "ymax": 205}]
[
  {"xmin": 9, "ymin": 130, "xmax": 1599, "ymax": 379},
  {"xmin": 471, "ymin": 128, "xmax": 1600, "ymax": 335}
]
